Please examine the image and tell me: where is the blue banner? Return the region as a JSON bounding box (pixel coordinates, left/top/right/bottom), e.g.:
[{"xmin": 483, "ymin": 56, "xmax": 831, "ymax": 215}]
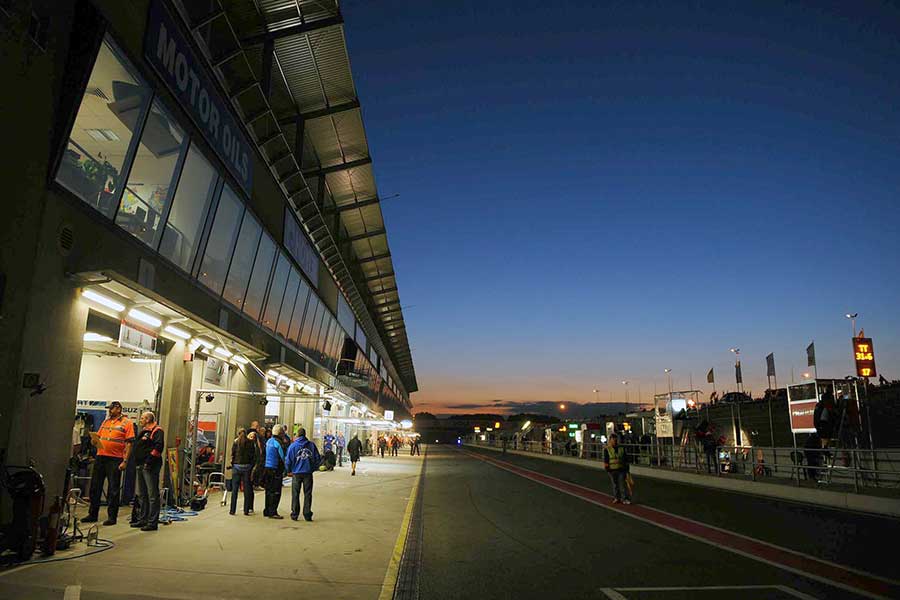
[
  {"xmin": 144, "ymin": 0, "xmax": 253, "ymax": 195},
  {"xmin": 284, "ymin": 206, "xmax": 320, "ymax": 286}
]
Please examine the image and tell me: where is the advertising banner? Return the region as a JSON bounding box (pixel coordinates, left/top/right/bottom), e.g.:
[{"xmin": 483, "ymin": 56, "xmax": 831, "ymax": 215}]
[
  {"xmin": 789, "ymin": 400, "xmax": 818, "ymax": 433},
  {"xmin": 144, "ymin": 0, "xmax": 253, "ymax": 195},
  {"xmin": 284, "ymin": 207, "xmax": 320, "ymax": 285},
  {"xmin": 118, "ymin": 319, "xmax": 157, "ymax": 355}
]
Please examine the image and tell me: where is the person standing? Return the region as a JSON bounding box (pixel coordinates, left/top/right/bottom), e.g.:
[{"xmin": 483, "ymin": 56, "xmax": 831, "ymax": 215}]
[
  {"xmin": 411, "ymin": 437, "xmax": 421, "ymax": 456},
  {"xmin": 82, "ymin": 401, "xmax": 135, "ymax": 526},
  {"xmin": 336, "ymin": 432, "xmax": 346, "ymax": 467},
  {"xmin": 131, "ymin": 411, "xmax": 164, "ymax": 531},
  {"xmin": 365, "ymin": 437, "xmax": 372, "ymax": 456},
  {"xmin": 230, "ymin": 428, "xmax": 257, "ymax": 516},
  {"xmin": 604, "ymin": 434, "xmax": 631, "ymax": 504},
  {"xmin": 347, "ymin": 434, "xmax": 363, "ymax": 476},
  {"xmin": 390, "ymin": 435, "xmax": 399, "ymax": 457},
  {"xmin": 378, "ymin": 436, "xmax": 387, "ymax": 458},
  {"xmin": 263, "ymin": 424, "xmax": 287, "ymax": 519},
  {"xmin": 253, "ymin": 426, "xmax": 267, "ymax": 489},
  {"xmin": 286, "ymin": 428, "xmax": 320, "ymax": 521}
]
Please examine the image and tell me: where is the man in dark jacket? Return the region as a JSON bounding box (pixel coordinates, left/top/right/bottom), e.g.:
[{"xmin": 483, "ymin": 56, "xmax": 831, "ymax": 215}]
[
  {"xmin": 285, "ymin": 428, "xmax": 320, "ymax": 521},
  {"xmin": 132, "ymin": 411, "xmax": 164, "ymax": 531},
  {"xmin": 347, "ymin": 434, "xmax": 363, "ymax": 476},
  {"xmin": 263, "ymin": 424, "xmax": 287, "ymax": 519}
]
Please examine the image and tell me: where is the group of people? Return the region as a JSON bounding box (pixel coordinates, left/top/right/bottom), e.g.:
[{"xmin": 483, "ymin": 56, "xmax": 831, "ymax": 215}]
[
  {"xmin": 80, "ymin": 402, "xmax": 166, "ymax": 532},
  {"xmin": 229, "ymin": 424, "xmax": 368, "ymax": 521},
  {"xmin": 373, "ymin": 434, "xmax": 420, "ymax": 457}
]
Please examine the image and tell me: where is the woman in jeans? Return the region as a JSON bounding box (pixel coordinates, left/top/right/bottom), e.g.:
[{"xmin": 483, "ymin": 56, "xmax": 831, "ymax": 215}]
[{"xmin": 230, "ymin": 428, "xmax": 257, "ymax": 515}]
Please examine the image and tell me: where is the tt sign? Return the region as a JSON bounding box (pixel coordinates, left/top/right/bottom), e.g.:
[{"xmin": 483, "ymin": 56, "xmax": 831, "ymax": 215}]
[
  {"xmin": 144, "ymin": 0, "xmax": 253, "ymax": 195},
  {"xmin": 853, "ymin": 337, "xmax": 877, "ymax": 378}
]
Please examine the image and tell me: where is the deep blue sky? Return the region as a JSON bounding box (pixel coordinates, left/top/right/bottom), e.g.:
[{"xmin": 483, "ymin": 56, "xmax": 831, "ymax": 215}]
[{"xmin": 342, "ymin": 0, "xmax": 900, "ymax": 414}]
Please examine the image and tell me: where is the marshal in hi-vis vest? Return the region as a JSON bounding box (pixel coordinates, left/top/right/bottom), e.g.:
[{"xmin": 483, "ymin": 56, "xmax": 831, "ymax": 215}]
[{"xmin": 606, "ymin": 445, "xmax": 626, "ymax": 470}]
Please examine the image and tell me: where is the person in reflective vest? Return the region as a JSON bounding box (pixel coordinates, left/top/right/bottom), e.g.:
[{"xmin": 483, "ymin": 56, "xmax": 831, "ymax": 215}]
[
  {"xmin": 82, "ymin": 401, "xmax": 135, "ymax": 525},
  {"xmin": 603, "ymin": 434, "xmax": 631, "ymax": 505}
]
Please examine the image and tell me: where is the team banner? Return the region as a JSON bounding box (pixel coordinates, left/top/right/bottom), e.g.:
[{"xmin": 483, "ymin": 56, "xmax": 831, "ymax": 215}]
[
  {"xmin": 706, "ymin": 368, "xmax": 714, "ymax": 384},
  {"xmin": 806, "ymin": 342, "xmax": 816, "ymax": 367}
]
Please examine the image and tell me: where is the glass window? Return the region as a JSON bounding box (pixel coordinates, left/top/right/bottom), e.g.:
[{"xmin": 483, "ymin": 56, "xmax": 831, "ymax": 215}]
[
  {"xmin": 315, "ymin": 316, "xmax": 333, "ymax": 356},
  {"xmin": 287, "ymin": 280, "xmax": 311, "ymax": 343},
  {"xmin": 300, "ymin": 297, "xmax": 322, "ymax": 350},
  {"xmin": 114, "ymin": 100, "xmax": 187, "ymax": 247},
  {"xmin": 311, "ymin": 307, "xmax": 329, "ymax": 355},
  {"xmin": 222, "ymin": 212, "xmax": 262, "ymax": 309},
  {"xmin": 261, "ymin": 253, "xmax": 290, "ymax": 331},
  {"xmin": 275, "ymin": 267, "xmax": 301, "ymax": 339},
  {"xmin": 158, "ymin": 143, "xmax": 218, "ymax": 271},
  {"xmin": 321, "ymin": 318, "xmax": 337, "ymax": 356},
  {"xmin": 243, "ymin": 233, "xmax": 276, "ymax": 321},
  {"xmin": 56, "ymin": 37, "xmax": 152, "ymax": 218},
  {"xmin": 197, "ymin": 184, "xmax": 243, "ymax": 295}
]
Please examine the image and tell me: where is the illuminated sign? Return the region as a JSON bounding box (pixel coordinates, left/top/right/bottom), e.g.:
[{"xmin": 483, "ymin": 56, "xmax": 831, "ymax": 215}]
[
  {"xmin": 853, "ymin": 337, "xmax": 877, "ymax": 378},
  {"xmin": 494, "ymin": 422, "xmax": 501, "ymax": 429},
  {"xmin": 567, "ymin": 424, "xmax": 579, "ymax": 429}
]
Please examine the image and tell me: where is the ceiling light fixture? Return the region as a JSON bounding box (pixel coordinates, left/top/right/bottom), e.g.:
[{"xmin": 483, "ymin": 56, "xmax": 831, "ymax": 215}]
[
  {"xmin": 82, "ymin": 289, "xmax": 125, "ymax": 312},
  {"xmin": 128, "ymin": 308, "xmax": 162, "ymax": 328}
]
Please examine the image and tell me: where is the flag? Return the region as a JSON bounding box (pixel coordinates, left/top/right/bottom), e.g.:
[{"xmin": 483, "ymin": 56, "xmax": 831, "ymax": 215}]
[
  {"xmin": 707, "ymin": 368, "xmax": 714, "ymax": 384},
  {"xmin": 766, "ymin": 353, "xmax": 776, "ymax": 378},
  {"xmin": 735, "ymin": 361, "xmax": 743, "ymax": 384},
  {"xmin": 806, "ymin": 342, "xmax": 816, "ymax": 367}
]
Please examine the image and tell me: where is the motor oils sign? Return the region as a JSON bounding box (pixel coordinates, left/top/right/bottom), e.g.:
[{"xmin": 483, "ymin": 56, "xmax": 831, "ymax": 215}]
[{"xmin": 853, "ymin": 337, "xmax": 876, "ymax": 378}]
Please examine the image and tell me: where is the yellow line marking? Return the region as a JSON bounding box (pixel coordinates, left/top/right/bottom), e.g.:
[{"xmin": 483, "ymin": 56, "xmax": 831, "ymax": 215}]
[{"xmin": 378, "ymin": 457, "xmax": 425, "ymax": 600}]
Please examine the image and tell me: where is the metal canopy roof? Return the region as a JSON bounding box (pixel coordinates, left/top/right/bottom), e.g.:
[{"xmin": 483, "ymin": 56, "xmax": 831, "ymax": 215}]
[{"xmin": 172, "ymin": 0, "xmax": 416, "ymax": 394}]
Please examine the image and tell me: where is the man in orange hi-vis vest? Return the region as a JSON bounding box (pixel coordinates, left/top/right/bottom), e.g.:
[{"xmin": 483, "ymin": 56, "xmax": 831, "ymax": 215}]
[{"xmin": 82, "ymin": 401, "xmax": 135, "ymax": 526}]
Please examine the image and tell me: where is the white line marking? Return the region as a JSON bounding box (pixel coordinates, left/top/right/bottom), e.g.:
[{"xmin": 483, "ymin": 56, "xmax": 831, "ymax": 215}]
[
  {"xmin": 775, "ymin": 585, "xmax": 821, "ymax": 600},
  {"xmin": 63, "ymin": 585, "xmax": 81, "ymax": 600},
  {"xmin": 467, "ymin": 451, "xmax": 890, "ymax": 600},
  {"xmin": 600, "ymin": 589, "xmax": 629, "ymax": 600}
]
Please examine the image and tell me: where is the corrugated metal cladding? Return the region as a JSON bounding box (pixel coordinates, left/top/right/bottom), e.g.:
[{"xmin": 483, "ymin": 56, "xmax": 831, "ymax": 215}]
[{"xmin": 171, "ymin": 0, "xmax": 416, "ymax": 398}]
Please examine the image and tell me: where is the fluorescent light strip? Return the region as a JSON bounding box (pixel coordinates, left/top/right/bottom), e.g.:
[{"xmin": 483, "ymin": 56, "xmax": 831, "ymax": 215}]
[
  {"xmin": 163, "ymin": 325, "xmax": 191, "ymax": 339},
  {"xmin": 83, "ymin": 332, "xmax": 113, "ymax": 343},
  {"xmin": 82, "ymin": 289, "xmax": 125, "ymax": 312},
  {"xmin": 232, "ymin": 355, "xmax": 249, "ymax": 365},
  {"xmin": 128, "ymin": 308, "xmax": 162, "ymax": 328},
  {"xmin": 130, "ymin": 357, "xmax": 161, "ymax": 363},
  {"xmin": 214, "ymin": 347, "xmax": 233, "ymax": 358},
  {"xmin": 195, "ymin": 338, "xmax": 215, "ymax": 349}
]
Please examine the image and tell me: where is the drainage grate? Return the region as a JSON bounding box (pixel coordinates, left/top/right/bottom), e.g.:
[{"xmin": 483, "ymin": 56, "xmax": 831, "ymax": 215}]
[{"xmin": 394, "ymin": 452, "xmax": 426, "ymax": 600}]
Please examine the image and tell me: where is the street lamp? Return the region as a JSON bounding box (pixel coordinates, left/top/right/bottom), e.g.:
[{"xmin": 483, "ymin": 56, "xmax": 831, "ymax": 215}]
[
  {"xmin": 730, "ymin": 348, "xmax": 742, "ymax": 393},
  {"xmin": 846, "ymin": 313, "xmax": 858, "ymax": 338},
  {"xmin": 621, "ymin": 380, "xmax": 630, "ymax": 414},
  {"xmin": 559, "ymin": 403, "xmax": 566, "ymax": 411},
  {"xmin": 592, "ymin": 389, "xmax": 599, "ymax": 403},
  {"xmin": 664, "ymin": 369, "xmax": 672, "ymax": 395}
]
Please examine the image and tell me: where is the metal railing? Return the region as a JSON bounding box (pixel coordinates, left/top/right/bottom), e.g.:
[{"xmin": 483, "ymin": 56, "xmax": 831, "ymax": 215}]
[{"xmin": 475, "ymin": 438, "xmax": 900, "ymax": 494}]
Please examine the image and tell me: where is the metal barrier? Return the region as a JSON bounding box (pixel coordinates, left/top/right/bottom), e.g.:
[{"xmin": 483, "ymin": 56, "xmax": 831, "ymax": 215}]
[{"xmin": 478, "ymin": 438, "xmax": 900, "ymax": 494}]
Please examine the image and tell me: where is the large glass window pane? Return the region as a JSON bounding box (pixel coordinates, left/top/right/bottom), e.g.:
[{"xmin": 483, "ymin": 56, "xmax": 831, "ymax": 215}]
[
  {"xmin": 275, "ymin": 268, "xmax": 301, "ymax": 338},
  {"xmin": 311, "ymin": 307, "xmax": 329, "ymax": 355},
  {"xmin": 300, "ymin": 297, "xmax": 322, "ymax": 350},
  {"xmin": 222, "ymin": 212, "xmax": 262, "ymax": 309},
  {"xmin": 198, "ymin": 185, "xmax": 243, "ymax": 295},
  {"xmin": 261, "ymin": 253, "xmax": 290, "ymax": 331},
  {"xmin": 114, "ymin": 100, "xmax": 187, "ymax": 247},
  {"xmin": 319, "ymin": 318, "xmax": 336, "ymax": 355},
  {"xmin": 55, "ymin": 38, "xmax": 152, "ymax": 218},
  {"xmin": 158, "ymin": 143, "xmax": 218, "ymax": 271},
  {"xmin": 243, "ymin": 233, "xmax": 276, "ymax": 321},
  {"xmin": 287, "ymin": 280, "xmax": 311, "ymax": 343}
]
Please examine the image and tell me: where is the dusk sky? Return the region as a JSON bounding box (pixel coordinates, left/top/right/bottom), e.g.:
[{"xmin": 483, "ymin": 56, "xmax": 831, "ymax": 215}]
[{"xmin": 343, "ymin": 1, "xmax": 900, "ymax": 416}]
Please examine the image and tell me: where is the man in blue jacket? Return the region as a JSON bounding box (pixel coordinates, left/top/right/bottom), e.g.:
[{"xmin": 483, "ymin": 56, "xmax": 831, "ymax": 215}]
[
  {"xmin": 263, "ymin": 424, "xmax": 287, "ymax": 519},
  {"xmin": 285, "ymin": 428, "xmax": 321, "ymax": 521}
]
